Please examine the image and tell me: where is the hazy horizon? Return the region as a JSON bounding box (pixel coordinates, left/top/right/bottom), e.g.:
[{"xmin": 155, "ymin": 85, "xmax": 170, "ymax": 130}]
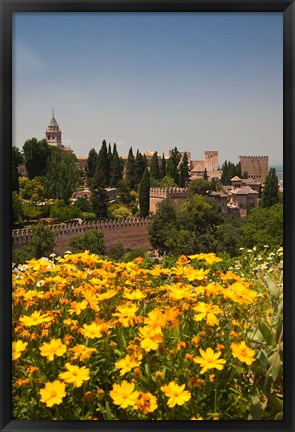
[{"xmin": 13, "ymin": 12, "xmax": 283, "ymax": 166}]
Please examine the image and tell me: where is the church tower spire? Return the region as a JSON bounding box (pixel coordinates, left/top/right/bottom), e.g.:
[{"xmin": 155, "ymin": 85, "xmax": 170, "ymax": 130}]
[{"xmin": 45, "ymin": 110, "xmax": 62, "ymax": 148}]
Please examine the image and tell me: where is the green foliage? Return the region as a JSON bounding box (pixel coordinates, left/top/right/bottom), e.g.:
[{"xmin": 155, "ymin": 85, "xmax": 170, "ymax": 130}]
[
  {"xmin": 110, "ymin": 149, "xmax": 123, "ymax": 188},
  {"xmin": 221, "ymin": 160, "xmax": 241, "ymax": 185},
  {"xmin": 148, "ymin": 195, "xmax": 223, "ymax": 256},
  {"xmin": 150, "ymin": 152, "xmax": 160, "ymax": 181},
  {"xmin": 188, "ymin": 178, "xmax": 210, "ymax": 197},
  {"xmin": 139, "ymin": 167, "xmax": 150, "ymax": 217},
  {"xmin": 261, "ymin": 168, "xmax": 279, "ymax": 208},
  {"xmin": 86, "ymin": 148, "xmax": 98, "ymax": 178},
  {"xmin": 22, "ymin": 202, "xmax": 42, "ymax": 222},
  {"xmin": 239, "ymin": 203, "xmax": 283, "ymax": 250},
  {"xmin": 90, "ymin": 188, "xmax": 108, "ymax": 219},
  {"xmin": 106, "ymin": 243, "xmax": 126, "ymax": 260},
  {"xmin": 203, "ymin": 168, "xmax": 208, "ymax": 180},
  {"xmin": 20, "ymin": 177, "xmax": 46, "ymax": 201},
  {"xmin": 179, "ymin": 152, "xmax": 190, "ymax": 187},
  {"xmin": 81, "ymin": 212, "xmax": 96, "ymax": 221},
  {"xmin": 126, "ymin": 147, "xmax": 136, "ymax": 190},
  {"xmin": 12, "ymin": 191, "xmax": 24, "ymax": 227},
  {"xmin": 159, "ymin": 153, "xmax": 166, "ymax": 180},
  {"xmin": 108, "ymin": 203, "xmax": 131, "ymax": 219},
  {"xmin": 45, "ymin": 148, "xmax": 80, "ymax": 202},
  {"xmin": 30, "ymin": 224, "xmax": 55, "ymax": 259},
  {"xmin": 96, "ymin": 140, "xmax": 110, "ymax": 186},
  {"xmin": 166, "ymin": 147, "xmax": 181, "ymax": 185},
  {"xmin": 23, "ymin": 138, "xmax": 51, "ymax": 179},
  {"xmin": 12, "ymin": 146, "xmax": 23, "ymax": 193},
  {"xmin": 160, "ymin": 175, "xmax": 177, "ymax": 188},
  {"xmin": 134, "ymin": 151, "xmax": 146, "ymax": 188},
  {"xmin": 74, "ymin": 197, "xmax": 91, "ymax": 212},
  {"xmin": 49, "ymin": 201, "xmax": 82, "ymax": 221},
  {"xmin": 69, "ymin": 230, "xmax": 105, "ymax": 255}
]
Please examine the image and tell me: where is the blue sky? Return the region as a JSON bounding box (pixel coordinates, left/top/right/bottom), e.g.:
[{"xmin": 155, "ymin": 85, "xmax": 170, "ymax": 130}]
[{"xmin": 13, "ymin": 12, "xmax": 283, "ymax": 165}]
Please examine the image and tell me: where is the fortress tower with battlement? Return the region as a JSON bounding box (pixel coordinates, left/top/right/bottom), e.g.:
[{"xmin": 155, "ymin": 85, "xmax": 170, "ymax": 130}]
[
  {"xmin": 239, "ymin": 156, "xmax": 269, "ymax": 183},
  {"xmin": 149, "ymin": 187, "xmax": 188, "ymax": 213}
]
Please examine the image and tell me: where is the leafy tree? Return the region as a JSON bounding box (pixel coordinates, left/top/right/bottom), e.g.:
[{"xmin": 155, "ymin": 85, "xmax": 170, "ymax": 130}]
[
  {"xmin": 86, "ymin": 148, "xmax": 98, "ymax": 178},
  {"xmin": 45, "ymin": 148, "xmax": 80, "ymax": 203},
  {"xmin": 23, "ymin": 138, "xmax": 51, "ymax": 179},
  {"xmin": 117, "ymin": 179, "xmax": 132, "ymax": 205},
  {"xmin": 159, "ymin": 153, "xmax": 166, "ymax": 180},
  {"xmin": 150, "ymin": 152, "xmax": 160, "ymax": 181},
  {"xmin": 188, "ymin": 178, "xmax": 210, "ymax": 197},
  {"xmin": 179, "ymin": 152, "xmax": 190, "ymax": 187},
  {"xmin": 12, "ymin": 191, "xmax": 24, "ymax": 226},
  {"xmin": 74, "ymin": 197, "xmax": 90, "ymax": 212},
  {"xmin": 12, "ymin": 146, "xmax": 23, "ymax": 193},
  {"xmin": 20, "ymin": 177, "xmax": 46, "ymax": 201},
  {"xmin": 22, "ymin": 202, "xmax": 42, "ymax": 222},
  {"xmin": 69, "ymin": 230, "xmax": 105, "ymax": 255},
  {"xmin": 134, "ymin": 151, "xmax": 146, "ymax": 188},
  {"xmin": 90, "ymin": 188, "xmax": 108, "ymax": 219},
  {"xmin": 209, "ymin": 177, "xmax": 218, "ymax": 192},
  {"xmin": 166, "ymin": 147, "xmax": 181, "ymax": 185},
  {"xmin": 148, "ymin": 199, "xmax": 178, "ymax": 254},
  {"xmin": 30, "ymin": 224, "xmax": 55, "ymax": 259},
  {"xmin": 139, "ymin": 167, "xmax": 150, "ymax": 217},
  {"xmin": 160, "ymin": 175, "xmax": 177, "ymax": 188},
  {"xmin": 239, "ymin": 203, "xmax": 283, "ymax": 250},
  {"xmin": 110, "ymin": 149, "xmax": 123, "ymax": 188},
  {"xmin": 97, "ymin": 140, "xmax": 110, "ymax": 186},
  {"xmin": 261, "ymin": 168, "xmax": 279, "ymax": 208},
  {"xmin": 126, "ymin": 147, "xmax": 136, "ymax": 190},
  {"xmin": 50, "ymin": 201, "xmax": 82, "ymax": 221},
  {"xmin": 108, "ymin": 204, "xmax": 131, "ymax": 219},
  {"xmin": 221, "ymin": 160, "xmax": 239, "ymax": 185}
]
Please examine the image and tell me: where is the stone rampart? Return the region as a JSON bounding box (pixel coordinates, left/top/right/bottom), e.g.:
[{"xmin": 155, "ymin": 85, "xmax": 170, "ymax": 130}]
[
  {"xmin": 149, "ymin": 187, "xmax": 188, "ymax": 213},
  {"xmin": 12, "ymin": 218, "xmax": 152, "ymax": 255}
]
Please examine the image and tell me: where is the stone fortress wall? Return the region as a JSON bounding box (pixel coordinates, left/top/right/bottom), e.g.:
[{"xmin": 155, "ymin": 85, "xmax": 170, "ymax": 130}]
[
  {"xmin": 149, "ymin": 187, "xmax": 188, "ymax": 213},
  {"xmin": 12, "ymin": 218, "xmax": 152, "ymax": 256},
  {"xmin": 239, "ymin": 156, "xmax": 269, "ymax": 183}
]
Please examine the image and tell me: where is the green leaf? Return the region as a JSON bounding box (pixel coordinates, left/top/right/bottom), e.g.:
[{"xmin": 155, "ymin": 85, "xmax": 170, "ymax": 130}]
[
  {"xmin": 105, "ymin": 401, "xmax": 113, "ymax": 420},
  {"xmin": 267, "ymin": 393, "xmax": 283, "ymax": 413},
  {"xmin": 258, "ymin": 349, "xmax": 269, "ymax": 372},
  {"xmin": 274, "ymin": 411, "xmax": 284, "ymax": 420},
  {"xmin": 259, "ymin": 321, "xmax": 275, "ymax": 346},
  {"xmin": 265, "ymin": 274, "xmax": 280, "ymax": 299},
  {"xmin": 249, "ymin": 395, "xmax": 263, "ymax": 420},
  {"xmin": 268, "ymin": 353, "xmax": 283, "ymax": 383}
]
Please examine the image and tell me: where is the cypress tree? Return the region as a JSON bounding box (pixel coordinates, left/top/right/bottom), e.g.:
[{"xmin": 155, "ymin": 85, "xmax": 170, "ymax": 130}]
[
  {"xmin": 86, "ymin": 148, "xmax": 98, "ymax": 178},
  {"xmin": 126, "ymin": 147, "xmax": 136, "ymax": 190},
  {"xmin": 203, "ymin": 168, "xmax": 208, "ymax": 180},
  {"xmin": 139, "ymin": 167, "xmax": 150, "ymax": 217},
  {"xmin": 134, "ymin": 151, "xmax": 146, "ymax": 187},
  {"xmin": 110, "ymin": 149, "xmax": 123, "ymax": 188},
  {"xmin": 261, "ymin": 168, "xmax": 279, "ymax": 208},
  {"xmin": 179, "ymin": 152, "xmax": 190, "ymax": 187},
  {"xmin": 150, "ymin": 151, "xmax": 160, "ymax": 181},
  {"xmin": 167, "ymin": 147, "xmax": 181, "ymax": 185},
  {"xmin": 159, "ymin": 153, "xmax": 166, "ymax": 179},
  {"xmin": 97, "ymin": 140, "xmax": 109, "ymax": 186}
]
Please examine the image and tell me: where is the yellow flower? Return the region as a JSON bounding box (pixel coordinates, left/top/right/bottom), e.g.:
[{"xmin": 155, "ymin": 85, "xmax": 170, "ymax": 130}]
[
  {"xmin": 12, "ymin": 340, "xmax": 28, "ymax": 361},
  {"xmin": 69, "ymin": 344, "xmax": 97, "ymax": 361},
  {"xmin": 123, "ymin": 289, "xmax": 146, "ymax": 300},
  {"xmin": 188, "ymin": 252, "xmax": 222, "ymax": 265},
  {"xmin": 112, "ymin": 303, "xmax": 139, "ymax": 327},
  {"xmin": 115, "ymin": 354, "xmax": 141, "ymax": 376},
  {"xmin": 193, "ymin": 347, "xmax": 226, "ymax": 373},
  {"xmin": 68, "ymin": 300, "xmax": 88, "ymax": 315},
  {"xmin": 160, "ymin": 381, "xmax": 191, "ymax": 408},
  {"xmin": 39, "ymin": 380, "xmax": 66, "ymax": 407},
  {"xmin": 231, "ymin": 341, "xmax": 255, "ymax": 365},
  {"xmin": 167, "ymin": 284, "xmax": 200, "ymax": 301},
  {"xmin": 59, "ymin": 362, "xmax": 90, "ymax": 387},
  {"xmin": 144, "ymin": 309, "xmax": 167, "ymax": 332},
  {"xmin": 193, "ymin": 302, "xmax": 221, "ymax": 326},
  {"xmin": 135, "ymin": 391, "xmax": 158, "ymax": 414},
  {"xmin": 110, "ymin": 380, "xmax": 139, "ymax": 409},
  {"xmin": 19, "ymin": 311, "xmax": 52, "ymax": 327},
  {"xmin": 139, "ymin": 326, "xmax": 163, "ymax": 352},
  {"xmin": 82, "ymin": 289, "xmax": 100, "ymax": 312},
  {"xmin": 39, "ymin": 338, "xmax": 67, "ymax": 361},
  {"xmin": 80, "ymin": 322, "xmax": 104, "ymax": 339},
  {"xmin": 223, "ymin": 282, "xmax": 257, "ymax": 305}
]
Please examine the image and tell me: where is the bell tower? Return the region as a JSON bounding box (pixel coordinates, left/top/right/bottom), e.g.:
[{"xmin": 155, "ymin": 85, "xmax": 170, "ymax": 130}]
[{"xmin": 45, "ymin": 110, "xmax": 62, "ymax": 148}]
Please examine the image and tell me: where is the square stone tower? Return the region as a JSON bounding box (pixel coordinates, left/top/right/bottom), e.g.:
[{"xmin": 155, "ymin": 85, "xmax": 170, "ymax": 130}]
[
  {"xmin": 239, "ymin": 156, "xmax": 269, "ymax": 183},
  {"xmin": 204, "ymin": 151, "xmax": 218, "ymax": 171}
]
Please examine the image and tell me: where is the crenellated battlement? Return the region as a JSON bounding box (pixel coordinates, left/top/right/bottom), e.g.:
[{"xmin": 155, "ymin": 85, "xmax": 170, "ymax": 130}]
[
  {"xmin": 149, "ymin": 187, "xmax": 188, "ymax": 199},
  {"xmin": 239, "ymin": 156, "xmax": 268, "ymax": 159},
  {"xmin": 12, "ymin": 217, "xmax": 151, "ymax": 252}
]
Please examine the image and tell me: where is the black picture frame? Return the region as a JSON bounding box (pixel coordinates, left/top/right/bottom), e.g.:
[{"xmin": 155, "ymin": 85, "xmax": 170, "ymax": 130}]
[{"xmin": 1, "ymin": 0, "xmax": 294, "ymax": 431}]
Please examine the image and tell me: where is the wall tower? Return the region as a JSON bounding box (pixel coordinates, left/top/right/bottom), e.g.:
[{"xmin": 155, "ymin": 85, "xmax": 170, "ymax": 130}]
[{"xmin": 45, "ymin": 110, "xmax": 62, "ymax": 148}]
